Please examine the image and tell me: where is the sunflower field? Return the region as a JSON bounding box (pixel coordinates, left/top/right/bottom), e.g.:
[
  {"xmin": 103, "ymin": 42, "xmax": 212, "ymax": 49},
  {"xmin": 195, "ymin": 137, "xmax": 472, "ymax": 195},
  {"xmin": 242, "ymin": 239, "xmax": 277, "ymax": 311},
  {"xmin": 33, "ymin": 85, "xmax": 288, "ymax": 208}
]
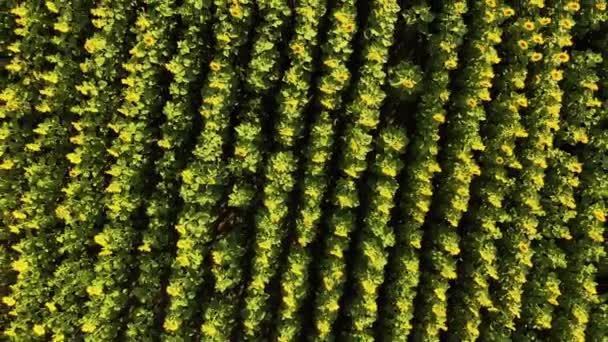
[{"xmin": 1, "ymin": 0, "xmax": 607, "ymax": 341}]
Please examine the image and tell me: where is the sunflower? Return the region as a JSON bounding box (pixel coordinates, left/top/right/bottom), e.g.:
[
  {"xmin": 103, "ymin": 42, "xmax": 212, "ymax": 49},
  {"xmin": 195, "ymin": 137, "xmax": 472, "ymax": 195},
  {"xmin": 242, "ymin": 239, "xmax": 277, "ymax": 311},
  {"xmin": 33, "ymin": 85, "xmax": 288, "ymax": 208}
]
[{"xmin": 518, "ymin": 40, "xmax": 529, "ymax": 49}]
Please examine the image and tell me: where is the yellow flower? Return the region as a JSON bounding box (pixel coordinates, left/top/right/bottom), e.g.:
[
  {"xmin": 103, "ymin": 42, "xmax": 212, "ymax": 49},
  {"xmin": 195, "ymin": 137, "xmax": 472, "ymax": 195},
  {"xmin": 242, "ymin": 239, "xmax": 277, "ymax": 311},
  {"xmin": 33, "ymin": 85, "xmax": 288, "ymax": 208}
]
[
  {"xmin": 569, "ymin": 162, "xmax": 583, "ymax": 173},
  {"xmin": 36, "ymin": 103, "xmax": 51, "ymax": 113},
  {"xmin": 401, "ymin": 79, "xmax": 416, "ymax": 89},
  {"xmin": 209, "ymin": 61, "xmax": 221, "ymax": 72},
  {"xmin": 554, "ymin": 52, "xmax": 570, "ymax": 63},
  {"xmin": 532, "ymin": 34, "xmax": 544, "ymax": 44},
  {"xmin": 33, "ymin": 324, "xmax": 45, "ymax": 336},
  {"xmin": 201, "ymin": 323, "xmax": 218, "ymax": 337},
  {"xmin": 291, "ymin": 43, "xmax": 305, "ymax": 55},
  {"xmin": 53, "ymin": 206, "xmax": 69, "ymax": 224},
  {"xmin": 487, "ymin": 32, "xmax": 501, "ymax": 44},
  {"xmin": 11, "ymin": 4, "xmax": 27, "ymax": 18},
  {"xmin": 335, "ymin": 70, "xmax": 349, "ymax": 82},
  {"xmin": 334, "ymin": 11, "xmax": 349, "ymax": 23},
  {"xmin": 531, "ymin": 52, "xmax": 543, "ymax": 62},
  {"xmin": 323, "ymin": 58, "xmax": 338, "ymax": 68},
  {"xmin": 597, "ymin": 1, "xmax": 606, "ymax": 10},
  {"xmin": 143, "ymin": 33, "xmax": 155, "ymax": 46},
  {"xmin": 471, "ymin": 140, "xmax": 486, "ymax": 152},
  {"xmin": 216, "ymin": 33, "xmax": 231, "ymax": 44},
  {"xmin": 52, "ymin": 333, "xmax": 65, "ymax": 342},
  {"xmin": 84, "ymin": 38, "xmax": 105, "ymax": 54},
  {"xmin": 2, "ymin": 297, "xmax": 16, "ymax": 306},
  {"xmin": 45, "ymin": 302, "xmax": 57, "ymax": 312},
  {"xmin": 177, "ymin": 239, "xmax": 194, "ymax": 251},
  {"xmin": 317, "ymin": 321, "xmax": 331, "ymax": 335},
  {"xmin": 550, "ymin": 69, "xmax": 563, "ymax": 81},
  {"xmin": 572, "ymin": 306, "xmax": 589, "ymax": 324},
  {"xmin": 11, "ymin": 259, "xmax": 29, "ymax": 273},
  {"xmin": 518, "ymin": 40, "xmax": 529, "ymax": 49},
  {"xmin": 581, "ymin": 82, "xmax": 598, "ymax": 91},
  {"xmin": 593, "ymin": 209, "xmax": 606, "ymax": 222},
  {"xmin": 53, "ymin": 22, "xmax": 70, "ymax": 33},
  {"xmin": 432, "ymin": 113, "xmax": 446, "ymax": 123},
  {"xmin": 65, "ymin": 152, "xmax": 83, "ymax": 165},
  {"xmin": 166, "ymin": 284, "xmax": 181, "ymax": 297},
  {"xmin": 45, "ymin": 1, "xmax": 59, "ymax": 13},
  {"xmin": 176, "ymin": 255, "xmax": 190, "ymax": 267},
  {"xmin": 342, "ymin": 22, "xmax": 355, "ymax": 33},
  {"xmin": 574, "ymin": 131, "xmax": 589, "ymax": 144},
  {"xmin": 454, "ymin": 2, "xmax": 467, "ymax": 14},
  {"xmin": 439, "ymin": 41, "xmax": 453, "ymax": 52},
  {"xmin": 329, "ymin": 244, "xmax": 343, "ymax": 258},
  {"xmin": 539, "ymin": 17, "xmax": 551, "ymax": 25},
  {"xmin": 12, "ymin": 210, "xmax": 26, "ymax": 220},
  {"xmin": 361, "ymin": 279, "xmax": 376, "ymax": 294},
  {"xmin": 479, "ymin": 79, "xmax": 492, "ymax": 88},
  {"xmin": 138, "ymin": 243, "xmax": 151, "ymax": 252},
  {"xmin": 523, "ymin": 21, "xmax": 535, "ymax": 31},
  {"xmin": 549, "ymin": 89, "xmax": 563, "ymax": 102},
  {"xmin": 120, "ymin": 77, "xmax": 135, "ymax": 87},
  {"xmin": 86, "ymin": 285, "xmax": 103, "ymax": 297},
  {"xmin": 136, "ymin": 17, "xmax": 150, "ymax": 30},
  {"xmin": 587, "ymin": 98, "xmax": 602, "ymax": 108},
  {"xmin": 515, "ymin": 97, "xmax": 528, "ymax": 108},
  {"xmin": 484, "ymin": 10, "xmax": 495, "ymax": 23},
  {"xmin": 174, "ymin": 223, "xmax": 186, "ymax": 235},
  {"xmin": 106, "ymin": 181, "xmax": 122, "ymax": 194},
  {"xmin": 518, "ymin": 241, "xmax": 529, "ymax": 253},
  {"xmin": 122, "ymin": 62, "xmax": 136, "ymax": 73},
  {"xmin": 81, "ymin": 322, "xmax": 96, "ymax": 333},
  {"xmin": 229, "ymin": 3, "xmax": 242, "ymax": 17},
  {"xmin": 125, "ymin": 90, "xmax": 140, "ymax": 103},
  {"xmin": 69, "ymin": 133, "xmax": 84, "ymax": 145},
  {"xmin": 514, "ymin": 128, "xmax": 528, "ymax": 138},
  {"xmin": 92, "ymin": 18, "xmax": 107, "ymax": 29},
  {"xmin": 485, "ymin": 52, "xmax": 501, "ymax": 64},
  {"xmin": 557, "ymin": 36, "xmax": 573, "ymax": 47},
  {"xmin": 444, "ymin": 58, "xmax": 458, "ymax": 69},
  {"xmin": 502, "ymin": 7, "xmax": 515, "ymax": 16},
  {"xmin": 478, "ymin": 88, "xmax": 491, "ymax": 101},
  {"xmin": 164, "ymin": 318, "xmax": 180, "ymax": 332},
  {"xmin": 181, "ymin": 169, "xmax": 194, "ymax": 185},
  {"xmin": 566, "ymin": 2, "xmax": 580, "ymax": 11},
  {"xmin": 529, "ymin": 0, "xmax": 545, "ymax": 8},
  {"xmin": 560, "ymin": 18, "xmax": 575, "ymax": 29},
  {"xmin": 157, "ymin": 138, "xmax": 171, "ymax": 149},
  {"xmin": 26, "ymin": 143, "xmax": 41, "ymax": 152},
  {"xmin": 485, "ymin": 0, "xmax": 496, "ymax": 7},
  {"xmin": 367, "ymin": 48, "xmax": 384, "ymax": 63}
]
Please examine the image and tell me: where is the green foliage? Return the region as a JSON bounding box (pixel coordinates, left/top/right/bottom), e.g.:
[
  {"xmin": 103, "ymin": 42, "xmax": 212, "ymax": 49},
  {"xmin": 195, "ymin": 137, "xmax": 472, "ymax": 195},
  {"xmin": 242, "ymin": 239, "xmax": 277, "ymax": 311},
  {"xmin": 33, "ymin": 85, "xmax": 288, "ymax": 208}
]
[
  {"xmin": 240, "ymin": 0, "xmax": 327, "ymax": 338},
  {"xmin": 388, "ymin": 60, "xmax": 423, "ymax": 100},
  {"xmin": 274, "ymin": 0, "xmax": 357, "ymax": 339},
  {"xmin": 162, "ymin": 0, "xmax": 254, "ymax": 339},
  {"xmin": 311, "ymin": 0, "xmax": 401, "ymax": 339},
  {"xmin": 1, "ymin": 1, "xmax": 607, "ymax": 341}
]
